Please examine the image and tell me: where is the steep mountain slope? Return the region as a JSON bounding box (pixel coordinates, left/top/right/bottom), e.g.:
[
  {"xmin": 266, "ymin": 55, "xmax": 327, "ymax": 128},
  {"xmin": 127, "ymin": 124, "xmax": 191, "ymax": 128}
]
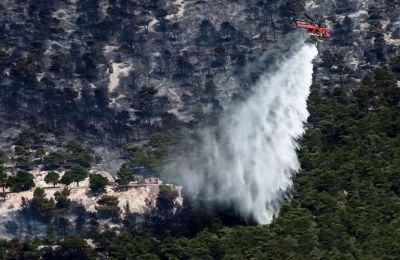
[
  {"xmin": 0, "ymin": 0, "xmax": 398, "ymax": 143},
  {"xmin": 0, "ymin": 0, "xmax": 399, "ymax": 244}
]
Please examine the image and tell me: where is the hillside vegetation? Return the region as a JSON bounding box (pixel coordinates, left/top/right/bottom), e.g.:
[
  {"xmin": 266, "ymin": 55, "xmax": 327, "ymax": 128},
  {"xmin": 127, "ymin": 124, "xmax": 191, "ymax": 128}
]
[
  {"xmin": 0, "ymin": 62, "xmax": 399, "ymax": 259},
  {"xmin": 0, "ymin": 0, "xmax": 400, "ymax": 258}
]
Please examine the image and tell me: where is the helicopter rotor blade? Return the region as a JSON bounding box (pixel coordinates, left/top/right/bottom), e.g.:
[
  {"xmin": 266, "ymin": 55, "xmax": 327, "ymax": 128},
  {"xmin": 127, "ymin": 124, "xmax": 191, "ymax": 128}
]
[
  {"xmin": 304, "ymin": 13, "xmax": 328, "ymax": 27},
  {"xmin": 304, "ymin": 13, "xmax": 316, "ymax": 23}
]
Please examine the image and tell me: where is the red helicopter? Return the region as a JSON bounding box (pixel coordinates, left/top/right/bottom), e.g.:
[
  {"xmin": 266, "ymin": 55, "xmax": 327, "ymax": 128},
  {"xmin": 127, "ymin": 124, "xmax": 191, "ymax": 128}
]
[{"xmin": 294, "ymin": 14, "xmax": 331, "ymax": 39}]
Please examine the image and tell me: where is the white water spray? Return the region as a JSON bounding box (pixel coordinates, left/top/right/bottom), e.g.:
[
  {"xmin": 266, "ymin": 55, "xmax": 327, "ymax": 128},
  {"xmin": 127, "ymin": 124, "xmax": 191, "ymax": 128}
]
[{"xmin": 168, "ymin": 43, "xmax": 318, "ymax": 224}]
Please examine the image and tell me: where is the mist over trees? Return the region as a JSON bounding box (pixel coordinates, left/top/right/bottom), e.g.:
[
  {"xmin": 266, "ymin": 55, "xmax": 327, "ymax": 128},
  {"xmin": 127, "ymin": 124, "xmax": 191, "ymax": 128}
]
[{"xmin": 2, "ymin": 58, "xmax": 397, "ymax": 259}]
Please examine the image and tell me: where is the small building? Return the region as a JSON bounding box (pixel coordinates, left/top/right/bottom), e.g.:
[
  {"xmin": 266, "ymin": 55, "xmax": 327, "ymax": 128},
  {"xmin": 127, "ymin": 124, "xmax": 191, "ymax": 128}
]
[{"xmin": 137, "ymin": 176, "xmax": 161, "ymax": 185}]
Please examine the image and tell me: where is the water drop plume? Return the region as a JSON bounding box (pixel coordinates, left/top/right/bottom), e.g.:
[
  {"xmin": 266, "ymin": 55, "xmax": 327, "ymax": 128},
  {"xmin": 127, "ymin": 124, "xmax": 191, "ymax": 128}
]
[{"xmin": 166, "ymin": 40, "xmax": 318, "ymax": 224}]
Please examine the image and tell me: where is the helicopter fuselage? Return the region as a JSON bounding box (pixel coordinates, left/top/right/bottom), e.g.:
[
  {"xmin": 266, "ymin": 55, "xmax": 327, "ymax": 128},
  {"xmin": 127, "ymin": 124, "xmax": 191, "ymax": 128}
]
[{"xmin": 294, "ymin": 21, "xmax": 331, "ymax": 38}]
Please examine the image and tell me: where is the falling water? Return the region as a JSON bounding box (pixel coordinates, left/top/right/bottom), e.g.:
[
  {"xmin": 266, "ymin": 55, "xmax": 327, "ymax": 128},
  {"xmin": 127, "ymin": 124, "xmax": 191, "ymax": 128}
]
[{"xmin": 167, "ymin": 42, "xmax": 318, "ymax": 224}]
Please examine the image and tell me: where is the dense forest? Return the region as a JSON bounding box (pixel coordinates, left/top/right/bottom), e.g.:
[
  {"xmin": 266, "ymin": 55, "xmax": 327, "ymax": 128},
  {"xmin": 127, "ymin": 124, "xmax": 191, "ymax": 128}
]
[{"xmin": 0, "ymin": 0, "xmax": 400, "ymax": 258}]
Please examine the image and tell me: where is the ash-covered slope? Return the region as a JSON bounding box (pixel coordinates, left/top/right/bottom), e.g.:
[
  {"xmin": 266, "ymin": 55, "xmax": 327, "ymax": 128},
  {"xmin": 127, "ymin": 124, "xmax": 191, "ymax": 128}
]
[
  {"xmin": 307, "ymin": 0, "xmax": 400, "ymax": 85},
  {"xmin": 0, "ymin": 0, "xmax": 398, "ymax": 144}
]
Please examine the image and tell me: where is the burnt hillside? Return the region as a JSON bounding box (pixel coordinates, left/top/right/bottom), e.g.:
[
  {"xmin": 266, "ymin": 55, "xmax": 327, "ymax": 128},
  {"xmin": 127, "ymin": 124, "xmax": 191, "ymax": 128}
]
[{"xmin": 0, "ymin": 0, "xmax": 398, "ymax": 147}]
